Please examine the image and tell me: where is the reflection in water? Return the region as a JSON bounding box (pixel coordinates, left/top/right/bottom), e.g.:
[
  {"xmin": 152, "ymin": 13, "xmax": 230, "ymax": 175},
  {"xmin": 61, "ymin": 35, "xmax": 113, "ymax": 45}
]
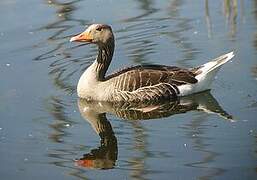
[
  {"xmin": 119, "ymin": 0, "xmax": 160, "ymax": 65},
  {"xmin": 166, "ymin": 0, "xmax": 199, "ymax": 67},
  {"xmin": 205, "ymin": 0, "xmax": 212, "ymax": 38},
  {"xmin": 252, "ymin": 1, "xmax": 257, "ymax": 173},
  {"xmin": 118, "ymin": 0, "xmax": 197, "ymax": 67},
  {"xmin": 253, "ymin": 0, "xmax": 257, "ymax": 80},
  {"xmin": 123, "ymin": 0, "xmax": 158, "ymax": 22},
  {"xmin": 223, "ymin": 0, "xmax": 238, "ymax": 37},
  {"xmin": 127, "ymin": 121, "xmax": 148, "ymax": 180},
  {"xmin": 34, "ymin": 0, "xmax": 90, "ymax": 94},
  {"xmin": 76, "ymin": 91, "xmax": 232, "ymax": 174},
  {"xmin": 205, "ymin": 0, "xmax": 241, "ymax": 38},
  {"xmin": 75, "ymin": 108, "xmax": 118, "ymax": 169},
  {"xmin": 78, "ymin": 91, "xmax": 232, "ymax": 121},
  {"xmin": 44, "ymin": 96, "xmax": 77, "ymax": 175},
  {"xmin": 183, "ymin": 113, "xmax": 226, "ymax": 179},
  {"xmin": 46, "ymin": 96, "xmax": 73, "ymax": 143},
  {"xmin": 45, "ymin": 96, "xmax": 90, "ymax": 179}
]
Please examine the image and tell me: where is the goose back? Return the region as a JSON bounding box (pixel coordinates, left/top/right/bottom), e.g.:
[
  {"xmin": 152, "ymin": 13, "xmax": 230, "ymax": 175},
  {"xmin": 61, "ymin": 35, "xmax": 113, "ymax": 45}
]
[{"xmin": 106, "ymin": 65, "xmax": 198, "ymax": 102}]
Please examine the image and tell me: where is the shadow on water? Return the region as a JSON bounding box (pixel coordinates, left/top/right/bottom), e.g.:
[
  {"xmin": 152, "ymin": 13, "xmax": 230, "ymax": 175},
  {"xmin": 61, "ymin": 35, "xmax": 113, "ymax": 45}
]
[{"xmin": 76, "ymin": 91, "xmax": 232, "ymax": 177}]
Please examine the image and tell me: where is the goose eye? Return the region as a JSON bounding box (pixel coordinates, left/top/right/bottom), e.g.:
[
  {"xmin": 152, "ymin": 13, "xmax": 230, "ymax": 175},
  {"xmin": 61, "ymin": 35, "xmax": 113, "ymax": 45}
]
[{"xmin": 96, "ymin": 27, "xmax": 102, "ymax": 31}]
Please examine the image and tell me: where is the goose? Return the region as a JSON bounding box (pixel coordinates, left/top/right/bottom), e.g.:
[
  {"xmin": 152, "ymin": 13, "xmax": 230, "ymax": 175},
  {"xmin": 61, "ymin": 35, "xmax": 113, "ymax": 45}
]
[{"xmin": 70, "ymin": 24, "xmax": 234, "ymax": 102}]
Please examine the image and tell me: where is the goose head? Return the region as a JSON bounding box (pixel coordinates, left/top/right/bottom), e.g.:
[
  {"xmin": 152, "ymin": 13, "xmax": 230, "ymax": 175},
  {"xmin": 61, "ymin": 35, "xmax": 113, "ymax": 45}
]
[{"xmin": 70, "ymin": 24, "xmax": 114, "ymax": 47}]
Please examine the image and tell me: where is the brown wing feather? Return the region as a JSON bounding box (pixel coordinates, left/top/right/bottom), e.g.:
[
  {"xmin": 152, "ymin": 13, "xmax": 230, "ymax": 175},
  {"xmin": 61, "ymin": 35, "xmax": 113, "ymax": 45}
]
[
  {"xmin": 170, "ymin": 70, "xmax": 197, "ymax": 84},
  {"xmin": 111, "ymin": 83, "xmax": 178, "ymax": 102},
  {"xmin": 108, "ymin": 65, "xmax": 197, "ymax": 92}
]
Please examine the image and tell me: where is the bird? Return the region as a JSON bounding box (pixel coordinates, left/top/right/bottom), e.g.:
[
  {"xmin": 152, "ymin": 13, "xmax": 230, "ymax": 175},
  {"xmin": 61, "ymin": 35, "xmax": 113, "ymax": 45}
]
[{"xmin": 70, "ymin": 24, "xmax": 234, "ymax": 102}]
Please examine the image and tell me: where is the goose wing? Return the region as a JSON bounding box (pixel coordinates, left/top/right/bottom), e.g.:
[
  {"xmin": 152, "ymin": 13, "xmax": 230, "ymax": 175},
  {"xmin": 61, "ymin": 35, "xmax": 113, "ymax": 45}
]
[
  {"xmin": 107, "ymin": 65, "xmax": 198, "ymax": 92},
  {"xmin": 111, "ymin": 83, "xmax": 178, "ymax": 102}
]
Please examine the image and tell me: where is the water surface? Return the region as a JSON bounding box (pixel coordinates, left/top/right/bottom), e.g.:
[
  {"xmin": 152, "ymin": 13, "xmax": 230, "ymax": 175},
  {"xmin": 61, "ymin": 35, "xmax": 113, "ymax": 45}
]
[{"xmin": 1, "ymin": 0, "xmax": 257, "ymax": 179}]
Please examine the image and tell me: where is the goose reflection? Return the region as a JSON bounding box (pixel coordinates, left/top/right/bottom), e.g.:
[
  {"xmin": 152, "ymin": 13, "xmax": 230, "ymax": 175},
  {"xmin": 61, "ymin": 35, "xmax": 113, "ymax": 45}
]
[
  {"xmin": 75, "ymin": 108, "xmax": 118, "ymax": 170},
  {"xmin": 76, "ymin": 91, "xmax": 232, "ymax": 170}
]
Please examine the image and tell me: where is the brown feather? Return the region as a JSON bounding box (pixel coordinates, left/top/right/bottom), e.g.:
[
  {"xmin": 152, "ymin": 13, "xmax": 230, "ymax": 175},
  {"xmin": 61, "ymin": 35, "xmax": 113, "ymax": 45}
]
[
  {"xmin": 170, "ymin": 70, "xmax": 198, "ymax": 84},
  {"xmin": 111, "ymin": 83, "xmax": 178, "ymax": 102},
  {"xmin": 108, "ymin": 65, "xmax": 198, "ymax": 94}
]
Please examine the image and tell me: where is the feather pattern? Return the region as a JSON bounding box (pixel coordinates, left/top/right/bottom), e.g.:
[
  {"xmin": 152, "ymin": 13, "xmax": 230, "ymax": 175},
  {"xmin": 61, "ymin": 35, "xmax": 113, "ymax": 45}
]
[
  {"xmin": 105, "ymin": 65, "xmax": 197, "ymax": 102},
  {"xmin": 111, "ymin": 83, "xmax": 179, "ymax": 102}
]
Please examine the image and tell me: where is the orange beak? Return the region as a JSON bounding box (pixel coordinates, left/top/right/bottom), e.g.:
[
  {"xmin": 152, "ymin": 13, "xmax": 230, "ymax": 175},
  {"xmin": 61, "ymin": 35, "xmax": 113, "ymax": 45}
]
[
  {"xmin": 75, "ymin": 159, "xmax": 94, "ymax": 168},
  {"xmin": 70, "ymin": 31, "xmax": 93, "ymax": 43}
]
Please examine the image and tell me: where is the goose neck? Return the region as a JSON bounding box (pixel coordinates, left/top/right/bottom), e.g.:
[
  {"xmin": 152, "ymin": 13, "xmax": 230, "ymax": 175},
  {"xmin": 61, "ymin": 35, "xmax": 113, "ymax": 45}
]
[{"xmin": 96, "ymin": 40, "xmax": 115, "ymax": 81}]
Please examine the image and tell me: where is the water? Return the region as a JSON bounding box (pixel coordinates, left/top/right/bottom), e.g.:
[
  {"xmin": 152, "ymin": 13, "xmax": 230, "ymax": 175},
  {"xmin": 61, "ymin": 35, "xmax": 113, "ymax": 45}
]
[{"xmin": 1, "ymin": 0, "xmax": 257, "ymax": 179}]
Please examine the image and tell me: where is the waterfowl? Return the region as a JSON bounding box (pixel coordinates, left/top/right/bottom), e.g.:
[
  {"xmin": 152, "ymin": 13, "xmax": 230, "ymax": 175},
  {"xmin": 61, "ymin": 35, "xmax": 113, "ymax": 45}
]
[{"xmin": 70, "ymin": 24, "xmax": 234, "ymax": 102}]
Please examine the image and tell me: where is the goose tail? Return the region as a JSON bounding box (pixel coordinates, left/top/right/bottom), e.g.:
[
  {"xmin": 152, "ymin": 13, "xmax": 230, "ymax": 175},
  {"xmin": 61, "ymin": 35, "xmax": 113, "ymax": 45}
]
[
  {"xmin": 194, "ymin": 51, "xmax": 234, "ymax": 76},
  {"xmin": 178, "ymin": 51, "xmax": 235, "ymax": 96}
]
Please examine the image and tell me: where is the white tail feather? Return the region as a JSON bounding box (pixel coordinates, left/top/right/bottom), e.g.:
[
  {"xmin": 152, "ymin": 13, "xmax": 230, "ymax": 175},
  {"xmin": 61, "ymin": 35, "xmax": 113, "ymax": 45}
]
[
  {"xmin": 195, "ymin": 51, "xmax": 234, "ymax": 76},
  {"xmin": 178, "ymin": 51, "xmax": 234, "ymax": 96}
]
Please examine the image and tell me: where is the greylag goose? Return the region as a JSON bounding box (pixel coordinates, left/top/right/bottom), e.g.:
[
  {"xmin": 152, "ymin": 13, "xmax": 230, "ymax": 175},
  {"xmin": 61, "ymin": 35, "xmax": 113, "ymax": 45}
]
[{"xmin": 70, "ymin": 24, "xmax": 234, "ymax": 102}]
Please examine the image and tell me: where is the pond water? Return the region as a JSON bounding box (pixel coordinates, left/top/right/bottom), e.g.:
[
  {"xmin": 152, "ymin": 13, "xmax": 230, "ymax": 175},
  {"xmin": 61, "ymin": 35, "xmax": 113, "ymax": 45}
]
[{"xmin": 1, "ymin": 0, "xmax": 257, "ymax": 179}]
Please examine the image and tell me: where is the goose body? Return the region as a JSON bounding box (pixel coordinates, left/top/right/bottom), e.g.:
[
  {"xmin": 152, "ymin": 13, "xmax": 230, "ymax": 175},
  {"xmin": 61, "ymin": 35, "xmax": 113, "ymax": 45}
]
[{"xmin": 70, "ymin": 24, "xmax": 234, "ymax": 102}]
